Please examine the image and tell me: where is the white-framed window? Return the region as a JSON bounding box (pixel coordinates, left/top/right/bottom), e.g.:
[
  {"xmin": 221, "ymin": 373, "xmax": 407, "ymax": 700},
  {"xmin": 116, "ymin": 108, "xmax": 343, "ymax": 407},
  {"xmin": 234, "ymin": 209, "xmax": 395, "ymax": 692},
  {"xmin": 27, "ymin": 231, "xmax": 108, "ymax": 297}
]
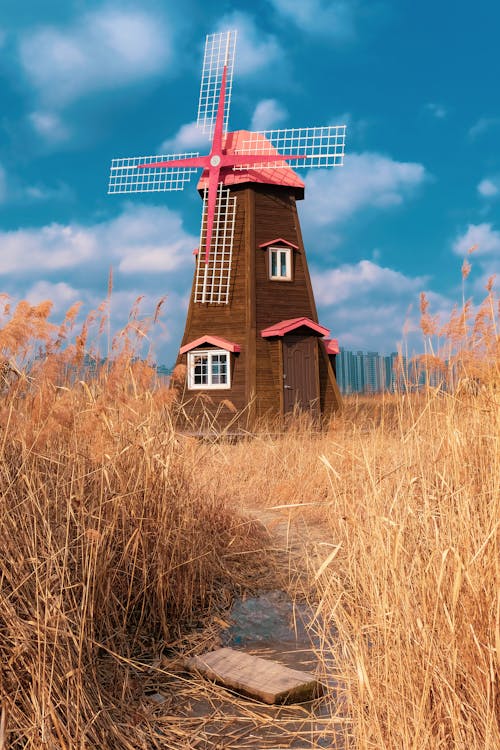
[
  {"xmin": 269, "ymin": 246, "xmax": 292, "ymax": 280},
  {"xmin": 187, "ymin": 349, "xmax": 231, "ymax": 390}
]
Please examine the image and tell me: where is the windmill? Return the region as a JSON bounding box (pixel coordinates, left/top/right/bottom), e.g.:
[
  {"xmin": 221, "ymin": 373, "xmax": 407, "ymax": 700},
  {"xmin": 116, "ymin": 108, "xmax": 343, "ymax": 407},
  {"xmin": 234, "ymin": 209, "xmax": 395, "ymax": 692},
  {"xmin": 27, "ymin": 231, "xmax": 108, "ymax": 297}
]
[{"xmin": 109, "ymin": 30, "xmax": 345, "ymax": 426}]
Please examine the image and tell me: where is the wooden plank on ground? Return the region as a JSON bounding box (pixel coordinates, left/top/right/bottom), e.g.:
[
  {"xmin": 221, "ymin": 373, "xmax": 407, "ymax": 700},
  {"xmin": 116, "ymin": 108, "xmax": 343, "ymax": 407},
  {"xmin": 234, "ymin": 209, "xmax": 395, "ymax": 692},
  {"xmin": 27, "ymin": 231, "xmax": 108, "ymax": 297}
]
[{"xmin": 184, "ymin": 647, "xmax": 324, "ymax": 705}]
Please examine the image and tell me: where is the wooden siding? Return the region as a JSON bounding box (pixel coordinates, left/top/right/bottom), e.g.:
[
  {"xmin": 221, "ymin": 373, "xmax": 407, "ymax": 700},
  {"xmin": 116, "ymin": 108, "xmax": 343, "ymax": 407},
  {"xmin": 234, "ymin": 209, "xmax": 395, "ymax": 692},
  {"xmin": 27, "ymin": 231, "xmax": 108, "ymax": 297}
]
[
  {"xmin": 253, "ymin": 187, "xmax": 317, "ymax": 330},
  {"xmin": 176, "ymin": 186, "xmax": 250, "ymax": 426},
  {"xmin": 175, "ymin": 182, "xmax": 341, "ymax": 428}
]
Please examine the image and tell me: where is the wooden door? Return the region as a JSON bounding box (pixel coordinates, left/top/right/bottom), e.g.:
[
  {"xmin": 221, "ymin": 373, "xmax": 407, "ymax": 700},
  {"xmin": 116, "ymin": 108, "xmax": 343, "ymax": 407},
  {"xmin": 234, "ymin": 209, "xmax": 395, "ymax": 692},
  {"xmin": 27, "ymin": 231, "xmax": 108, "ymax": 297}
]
[{"xmin": 282, "ymin": 335, "xmax": 319, "ymax": 414}]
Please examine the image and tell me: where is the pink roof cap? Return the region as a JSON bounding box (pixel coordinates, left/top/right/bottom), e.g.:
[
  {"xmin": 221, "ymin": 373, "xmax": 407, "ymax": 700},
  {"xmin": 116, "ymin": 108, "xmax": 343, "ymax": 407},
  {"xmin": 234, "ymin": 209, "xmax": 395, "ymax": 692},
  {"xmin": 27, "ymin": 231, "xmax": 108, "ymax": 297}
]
[
  {"xmin": 197, "ymin": 130, "xmax": 305, "ymax": 193},
  {"xmin": 324, "ymin": 338, "xmax": 340, "ymax": 355},
  {"xmin": 260, "ymin": 317, "xmax": 330, "ymax": 338},
  {"xmin": 258, "ymin": 237, "xmax": 300, "ymax": 250},
  {"xmin": 180, "ymin": 335, "xmax": 241, "ymax": 355}
]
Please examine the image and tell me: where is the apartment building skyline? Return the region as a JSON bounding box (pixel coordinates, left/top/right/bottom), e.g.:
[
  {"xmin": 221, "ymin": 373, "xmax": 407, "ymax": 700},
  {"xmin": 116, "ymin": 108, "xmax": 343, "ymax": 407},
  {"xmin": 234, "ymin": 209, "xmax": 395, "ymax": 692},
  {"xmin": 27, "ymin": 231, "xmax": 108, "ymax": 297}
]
[{"xmin": 335, "ymin": 348, "xmax": 447, "ymax": 394}]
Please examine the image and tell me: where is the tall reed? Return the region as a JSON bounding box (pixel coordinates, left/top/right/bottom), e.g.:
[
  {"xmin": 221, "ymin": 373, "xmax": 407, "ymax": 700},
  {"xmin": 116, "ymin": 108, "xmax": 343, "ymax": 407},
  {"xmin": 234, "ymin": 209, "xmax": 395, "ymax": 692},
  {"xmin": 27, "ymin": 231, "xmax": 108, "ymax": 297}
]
[
  {"xmin": 0, "ymin": 297, "xmax": 262, "ymax": 748},
  {"xmin": 194, "ymin": 270, "xmax": 499, "ymax": 749}
]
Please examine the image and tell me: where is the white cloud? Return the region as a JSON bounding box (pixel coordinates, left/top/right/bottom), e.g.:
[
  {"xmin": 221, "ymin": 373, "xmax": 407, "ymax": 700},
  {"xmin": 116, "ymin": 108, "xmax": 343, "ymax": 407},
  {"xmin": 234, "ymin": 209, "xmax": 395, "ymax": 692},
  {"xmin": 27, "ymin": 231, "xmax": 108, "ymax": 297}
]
[
  {"xmin": 20, "ymin": 8, "xmax": 171, "ymax": 106},
  {"xmin": 469, "ymin": 117, "xmax": 500, "ymax": 139},
  {"xmin": 424, "ymin": 102, "xmax": 447, "ymax": 119},
  {"xmin": 477, "ymin": 178, "xmax": 499, "ymax": 198},
  {"xmin": 331, "ymin": 111, "xmax": 351, "ymax": 128},
  {"xmin": 312, "ymin": 259, "xmax": 428, "ymax": 306},
  {"xmin": 302, "ymin": 151, "xmax": 427, "ymax": 227},
  {"xmin": 0, "ymin": 161, "xmax": 73, "ymax": 204},
  {"xmin": 328, "ymin": 112, "xmax": 369, "ymax": 146},
  {"xmin": 251, "ymin": 99, "xmax": 288, "ymax": 130},
  {"xmin": 310, "ymin": 261, "xmax": 459, "ymax": 353},
  {"xmin": 326, "ymin": 303, "xmax": 411, "ymax": 351},
  {"xmin": 0, "ymin": 164, "xmax": 74, "ymax": 204},
  {"xmin": 216, "ymin": 12, "xmax": 284, "ymax": 76},
  {"xmin": 311, "ymin": 260, "xmax": 442, "ymax": 353},
  {"xmin": 23, "ymin": 181, "xmax": 73, "ymax": 203},
  {"xmin": 26, "ymin": 280, "xmax": 80, "ymax": 314},
  {"xmin": 452, "ymin": 223, "xmax": 500, "ymax": 256},
  {"xmin": 108, "ymin": 205, "xmax": 196, "ymax": 274},
  {"xmin": 159, "ymin": 121, "xmax": 210, "ymax": 153},
  {"xmin": 0, "ymin": 205, "xmax": 196, "ymax": 276},
  {"xmin": 269, "ymin": 0, "xmax": 357, "ymax": 38},
  {"xmin": 0, "ymin": 224, "xmax": 96, "ymax": 275},
  {"xmin": 28, "ymin": 111, "xmax": 70, "ymax": 142}
]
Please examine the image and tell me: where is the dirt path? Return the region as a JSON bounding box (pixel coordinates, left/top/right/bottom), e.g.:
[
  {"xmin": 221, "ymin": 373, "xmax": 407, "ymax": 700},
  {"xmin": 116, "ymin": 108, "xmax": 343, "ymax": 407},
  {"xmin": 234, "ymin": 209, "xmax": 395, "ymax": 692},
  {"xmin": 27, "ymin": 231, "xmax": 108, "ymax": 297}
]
[{"xmin": 140, "ymin": 503, "xmax": 348, "ymax": 749}]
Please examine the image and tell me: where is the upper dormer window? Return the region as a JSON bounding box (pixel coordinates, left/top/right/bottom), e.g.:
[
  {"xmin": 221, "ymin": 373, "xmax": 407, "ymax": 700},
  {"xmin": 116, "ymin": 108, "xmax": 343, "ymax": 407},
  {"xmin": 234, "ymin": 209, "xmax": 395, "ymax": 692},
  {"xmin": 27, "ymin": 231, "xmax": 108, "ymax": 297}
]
[
  {"xmin": 269, "ymin": 246, "xmax": 292, "ymax": 281},
  {"xmin": 259, "ymin": 238, "xmax": 298, "ymax": 282}
]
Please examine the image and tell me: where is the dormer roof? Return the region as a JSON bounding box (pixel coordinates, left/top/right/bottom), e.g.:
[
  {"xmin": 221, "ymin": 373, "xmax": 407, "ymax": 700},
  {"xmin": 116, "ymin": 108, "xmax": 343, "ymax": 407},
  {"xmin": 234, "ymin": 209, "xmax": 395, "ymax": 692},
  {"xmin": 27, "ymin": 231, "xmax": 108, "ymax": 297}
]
[
  {"xmin": 324, "ymin": 338, "xmax": 340, "ymax": 355},
  {"xmin": 258, "ymin": 237, "xmax": 300, "ymax": 250},
  {"xmin": 179, "ymin": 335, "xmax": 241, "ymax": 355},
  {"xmin": 260, "ymin": 317, "xmax": 330, "ymax": 338}
]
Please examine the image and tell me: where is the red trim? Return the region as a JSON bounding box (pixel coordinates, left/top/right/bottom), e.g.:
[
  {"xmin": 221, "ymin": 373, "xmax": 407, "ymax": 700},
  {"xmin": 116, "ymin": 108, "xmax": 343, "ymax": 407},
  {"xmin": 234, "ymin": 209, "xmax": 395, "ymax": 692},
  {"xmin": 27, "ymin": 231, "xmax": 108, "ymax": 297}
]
[
  {"xmin": 324, "ymin": 338, "xmax": 340, "ymax": 355},
  {"xmin": 260, "ymin": 317, "xmax": 330, "ymax": 338},
  {"xmin": 179, "ymin": 335, "xmax": 241, "ymax": 355},
  {"xmin": 193, "ymin": 248, "xmax": 199, "ymax": 255},
  {"xmin": 258, "ymin": 237, "xmax": 300, "ymax": 250}
]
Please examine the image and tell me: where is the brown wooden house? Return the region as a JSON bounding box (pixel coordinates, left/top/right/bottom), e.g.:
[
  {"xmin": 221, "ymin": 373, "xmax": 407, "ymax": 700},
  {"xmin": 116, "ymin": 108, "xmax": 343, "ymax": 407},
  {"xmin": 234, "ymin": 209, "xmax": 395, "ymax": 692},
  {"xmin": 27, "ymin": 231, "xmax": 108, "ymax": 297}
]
[{"xmin": 174, "ymin": 130, "xmax": 341, "ymax": 428}]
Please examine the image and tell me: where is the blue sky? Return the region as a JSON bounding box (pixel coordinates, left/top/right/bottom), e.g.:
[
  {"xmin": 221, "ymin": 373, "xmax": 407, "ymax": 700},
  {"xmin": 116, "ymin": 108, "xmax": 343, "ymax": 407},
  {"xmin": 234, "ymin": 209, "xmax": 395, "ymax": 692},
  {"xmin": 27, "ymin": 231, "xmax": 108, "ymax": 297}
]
[{"xmin": 0, "ymin": 0, "xmax": 498, "ymax": 364}]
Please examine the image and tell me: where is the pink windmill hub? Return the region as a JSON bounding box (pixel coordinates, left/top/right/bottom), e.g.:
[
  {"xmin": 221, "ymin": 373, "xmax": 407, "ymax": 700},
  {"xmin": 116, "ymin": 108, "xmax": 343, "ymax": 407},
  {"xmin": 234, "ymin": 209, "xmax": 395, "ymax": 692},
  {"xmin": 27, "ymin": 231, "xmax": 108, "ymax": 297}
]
[
  {"xmin": 197, "ymin": 130, "xmax": 305, "ymax": 192},
  {"xmin": 109, "ymin": 30, "xmax": 346, "ymax": 274}
]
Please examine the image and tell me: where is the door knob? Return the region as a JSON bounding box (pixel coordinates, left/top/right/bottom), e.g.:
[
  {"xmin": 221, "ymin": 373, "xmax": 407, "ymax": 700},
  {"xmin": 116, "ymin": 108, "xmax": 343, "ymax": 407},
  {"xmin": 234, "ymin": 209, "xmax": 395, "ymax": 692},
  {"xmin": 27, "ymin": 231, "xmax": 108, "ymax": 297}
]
[{"xmin": 284, "ymin": 385, "xmax": 292, "ymax": 389}]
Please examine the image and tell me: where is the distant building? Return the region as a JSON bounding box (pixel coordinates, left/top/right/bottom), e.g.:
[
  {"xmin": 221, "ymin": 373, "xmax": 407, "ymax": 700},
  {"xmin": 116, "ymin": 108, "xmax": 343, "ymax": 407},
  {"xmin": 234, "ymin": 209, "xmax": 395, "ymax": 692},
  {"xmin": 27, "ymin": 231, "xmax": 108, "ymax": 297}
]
[{"xmin": 336, "ymin": 349, "xmax": 411, "ymax": 394}]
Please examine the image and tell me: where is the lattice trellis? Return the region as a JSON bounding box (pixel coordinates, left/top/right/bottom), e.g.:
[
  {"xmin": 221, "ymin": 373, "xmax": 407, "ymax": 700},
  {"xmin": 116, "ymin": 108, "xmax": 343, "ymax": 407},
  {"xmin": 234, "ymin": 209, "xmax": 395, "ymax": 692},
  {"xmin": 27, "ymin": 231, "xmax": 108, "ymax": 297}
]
[
  {"xmin": 233, "ymin": 126, "xmax": 346, "ymax": 170},
  {"xmin": 194, "ymin": 185, "xmax": 237, "ymax": 304},
  {"xmin": 108, "ymin": 152, "xmax": 199, "ymax": 193},
  {"xmin": 197, "ymin": 30, "xmax": 237, "ymax": 138}
]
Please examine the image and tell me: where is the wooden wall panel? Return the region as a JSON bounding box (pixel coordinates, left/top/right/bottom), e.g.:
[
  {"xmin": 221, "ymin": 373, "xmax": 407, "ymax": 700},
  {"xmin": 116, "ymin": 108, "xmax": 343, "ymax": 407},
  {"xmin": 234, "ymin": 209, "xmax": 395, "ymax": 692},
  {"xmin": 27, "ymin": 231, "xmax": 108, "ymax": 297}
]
[
  {"xmin": 175, "ymin": 186, "xmax": 250, "ymax": 427},
  {"xmin": 174, "ymin": 182, "xmax": 341, "ymax": 429},
  {"xmin": 253, "ymin": 187, "xmax": 317, "ymax": 333}
]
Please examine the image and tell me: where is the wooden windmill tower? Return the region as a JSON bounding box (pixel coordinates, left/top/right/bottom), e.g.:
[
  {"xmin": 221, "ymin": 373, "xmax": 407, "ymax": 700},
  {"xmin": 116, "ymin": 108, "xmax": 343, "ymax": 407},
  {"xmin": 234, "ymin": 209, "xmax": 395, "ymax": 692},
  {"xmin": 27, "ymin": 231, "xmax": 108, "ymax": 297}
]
[{"xmin": 109, "ymin": 30, "xmax": 345, "ymax": 427}]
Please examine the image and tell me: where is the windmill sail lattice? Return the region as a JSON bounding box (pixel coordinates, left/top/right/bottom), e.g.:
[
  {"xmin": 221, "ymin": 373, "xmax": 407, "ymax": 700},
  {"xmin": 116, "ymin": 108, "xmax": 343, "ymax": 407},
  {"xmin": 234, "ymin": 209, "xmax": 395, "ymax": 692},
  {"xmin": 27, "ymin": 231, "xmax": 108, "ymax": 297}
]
[
  {"xmin": 194, "ymin": 185, "xmax": 237, "ymax": 304},
  {"xmin": 233, "ymin": 126, "xmax": 346, "ymax": 170},
  {"xmin": 197, "ymin": 30, "xmax": 237, "ymax": 138},
  {"xmin": 108, "ymin": 152, "xmax": 199, "ymax": 193}
]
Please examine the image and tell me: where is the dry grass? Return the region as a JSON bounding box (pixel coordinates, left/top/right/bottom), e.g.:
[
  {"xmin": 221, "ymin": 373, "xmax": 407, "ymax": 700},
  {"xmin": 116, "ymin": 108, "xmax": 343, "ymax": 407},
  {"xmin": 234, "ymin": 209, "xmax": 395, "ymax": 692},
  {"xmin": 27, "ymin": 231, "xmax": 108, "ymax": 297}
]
[
  {"xmin": 210, "ymin": 382, "xmax": 499, "ymax": 748},
  {"xmin": 0, "ymin": 265, "xmax": 498, "ymax": 748},
  {"xmin": 202, "ymin": 273, "xmax": 500, "ymax": 749},
  {"xmin": 0, "ymin": 297, "xmax": 266, "ymax": 749}
]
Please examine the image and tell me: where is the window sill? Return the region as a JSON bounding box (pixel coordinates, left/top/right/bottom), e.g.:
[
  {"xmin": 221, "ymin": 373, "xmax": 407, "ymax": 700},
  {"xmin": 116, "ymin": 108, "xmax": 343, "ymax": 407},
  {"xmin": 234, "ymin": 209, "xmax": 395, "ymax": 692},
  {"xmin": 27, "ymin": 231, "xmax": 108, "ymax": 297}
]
[{"xmin": 188, "ymin": 384, "xmax": 231, "ymax": 391}]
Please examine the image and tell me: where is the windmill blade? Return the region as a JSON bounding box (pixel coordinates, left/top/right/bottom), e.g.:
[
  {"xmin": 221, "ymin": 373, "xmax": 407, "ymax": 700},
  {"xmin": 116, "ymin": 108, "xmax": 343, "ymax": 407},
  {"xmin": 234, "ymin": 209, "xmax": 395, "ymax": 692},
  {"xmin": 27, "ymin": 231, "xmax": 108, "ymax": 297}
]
[
  {"xmin": 197, "ymin": 30, "xmax": 237, "ymax": 139},
  {"xmin": 108, "ymin": 152, "xmax": 200, "ymax": 194},
  {"xmin": 194, "ymin": 185, "xmax": 237, "ymax": 304},
  {"xmin": 233, "ymin": 126, "xmax": 346, "ymax": 170}
]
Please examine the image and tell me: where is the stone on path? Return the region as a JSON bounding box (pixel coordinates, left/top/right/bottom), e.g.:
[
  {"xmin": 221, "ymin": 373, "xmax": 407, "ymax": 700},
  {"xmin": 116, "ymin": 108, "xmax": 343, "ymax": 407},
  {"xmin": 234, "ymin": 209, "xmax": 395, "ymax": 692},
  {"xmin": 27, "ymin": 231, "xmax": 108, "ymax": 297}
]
[{"xmin": 184, "ymin": 647, "xmax": 324, "ymax": 705}]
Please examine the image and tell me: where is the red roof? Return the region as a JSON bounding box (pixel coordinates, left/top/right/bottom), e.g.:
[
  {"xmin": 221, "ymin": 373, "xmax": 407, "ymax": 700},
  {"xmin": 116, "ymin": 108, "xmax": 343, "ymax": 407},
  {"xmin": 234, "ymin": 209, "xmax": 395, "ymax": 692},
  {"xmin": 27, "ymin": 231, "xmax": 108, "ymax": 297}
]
[
  {"xmin": 179, "ymin": 335, "xmax": 241, "ymax": 355},
  {"xmin": 260, "ymin": 317, "xmax": 330, "ymax": 338},
  {"xmin": 324, "ymin": 338, "xmax": 340, "ymax": 355},
  {"xmin": 258, "ymin": 237, "xmax": 299, "ymax": 250},
  {"xmin": 197, "ymin": 130, "xmax": 305, "ymax": 193}
]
